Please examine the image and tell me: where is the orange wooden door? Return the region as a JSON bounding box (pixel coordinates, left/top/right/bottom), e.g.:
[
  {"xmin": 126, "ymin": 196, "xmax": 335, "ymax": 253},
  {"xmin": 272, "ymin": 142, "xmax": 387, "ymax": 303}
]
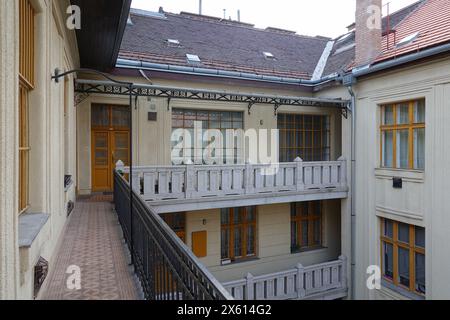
[
  {"xmin": 92, "ymin": 131, "xmax": 111, "ymax": 191},
  {"xmin": 92, "ymin": 131, "xmax": 130, "ymax": 192},
  {"xmin": 91, "ymin": 104, "xmax": 130, "ymax": 192}
]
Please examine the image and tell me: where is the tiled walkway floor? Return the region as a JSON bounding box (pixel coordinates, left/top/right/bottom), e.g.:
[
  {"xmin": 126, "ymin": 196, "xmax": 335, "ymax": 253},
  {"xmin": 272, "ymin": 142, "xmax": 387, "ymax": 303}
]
[{"xmin": 41, "ymin": 200, "xmax": 141, "ymax": 300}]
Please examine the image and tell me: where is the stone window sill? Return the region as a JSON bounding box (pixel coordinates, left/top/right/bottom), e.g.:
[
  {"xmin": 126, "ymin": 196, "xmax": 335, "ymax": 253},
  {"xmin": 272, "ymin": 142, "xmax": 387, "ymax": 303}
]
[
  {"xmin": 19, "ymin": 212, "xmax": 50, "ymax": 248},
  {"xmin": 375, "ymin": 168, "xmax": 424, "ymax": 183},
  {"xmin": 381, "ymin": 279, "xmax": 425, "ymax": 300}
]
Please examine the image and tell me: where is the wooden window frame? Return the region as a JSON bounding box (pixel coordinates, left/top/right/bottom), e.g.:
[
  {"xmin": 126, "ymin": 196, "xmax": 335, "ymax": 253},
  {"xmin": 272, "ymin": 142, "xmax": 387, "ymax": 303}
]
[
  {"xmin": 221, "ymin": 207, "xmax": 257, "ymax": 263},
  {"xmin": 91, "ymin": 104, "xmax": 131, "ymax": 131},
  {"xmin": 278, "ymin": 114, "xmax": 330, "ymax": 162},
  {"xmin": 161, "ymin": 212, "xmax": 186, "ymax": 242},
  {"xmin": 171, "ymin": 108, "xmax": 244, "ymax": 165},
  {"xmin": 380, "ymin": 218, "xmax": 425, "ymax": 296},
  {"xmin": 380, "ymin": 100, "xmax": 425, "ymax": 170},
  {"xmin": 290, "ymin": 201, "xmax": 323, "ymax": 252},
  {"xmin": 19, "ymin": 0, "xmax": 35, "ymax": 88},
  {"xmin": 19, "ymin": 82, "xmax": 31, "ymax": 213}
]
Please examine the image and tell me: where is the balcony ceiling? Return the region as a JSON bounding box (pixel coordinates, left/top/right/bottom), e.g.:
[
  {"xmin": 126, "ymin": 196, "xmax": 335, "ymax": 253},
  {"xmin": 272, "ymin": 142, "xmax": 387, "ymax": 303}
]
[{"xmin": 71, "ymin": 0, "xmax": 131, "ymax": 71}]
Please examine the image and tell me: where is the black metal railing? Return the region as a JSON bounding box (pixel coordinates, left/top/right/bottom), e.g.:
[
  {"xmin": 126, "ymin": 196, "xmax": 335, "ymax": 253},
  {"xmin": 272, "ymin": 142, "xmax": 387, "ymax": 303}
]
[{"xmin": 114, "ymin": 170, "xmax": 232, "ymax": 300}]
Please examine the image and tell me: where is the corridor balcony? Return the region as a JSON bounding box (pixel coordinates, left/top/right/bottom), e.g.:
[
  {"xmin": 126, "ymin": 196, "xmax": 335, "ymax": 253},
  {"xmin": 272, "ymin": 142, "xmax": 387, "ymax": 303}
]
[
  {"xmin": 117, "ymin": 157, "xmax": 348, "ymax": 213},
  {"xmin": 223, "ymin": 256, "xmax": 348, "ymax": 300}
]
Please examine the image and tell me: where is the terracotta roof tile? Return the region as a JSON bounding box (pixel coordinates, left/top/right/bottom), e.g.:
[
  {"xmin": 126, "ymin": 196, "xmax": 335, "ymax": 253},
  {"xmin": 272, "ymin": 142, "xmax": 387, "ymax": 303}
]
[{"xmin": 377, "ymin": 0, "xmax": 450, "ymax": 62}]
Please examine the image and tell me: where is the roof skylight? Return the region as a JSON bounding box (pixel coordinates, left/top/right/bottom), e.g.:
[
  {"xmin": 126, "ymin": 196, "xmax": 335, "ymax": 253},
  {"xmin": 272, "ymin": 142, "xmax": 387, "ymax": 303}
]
[
  {"xmin": 186, "ymin": 54, "xmax": 201, "ymax": 64},
  {"xmin": 167, "ymin": 39, "xmax": 181, "ymax": 47},
  {"xmin": 396, "ymin": 32, "xmax": 420, "ymax": 48},
  {"xmin": 263, "ymin": 52, "xmax": 275, "ymax": 59}
]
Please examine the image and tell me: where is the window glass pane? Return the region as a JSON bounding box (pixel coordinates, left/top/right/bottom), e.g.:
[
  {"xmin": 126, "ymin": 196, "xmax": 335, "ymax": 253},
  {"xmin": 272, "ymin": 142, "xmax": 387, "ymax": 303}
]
[
  {"xmin": 414, "ymin": 99, "xmax": 425, "ymax": 123},
  {"xmin": 92, "ymin": 105, "xmax": 109, "ymax": 127},
  {"xmin": 384, "ymin": 219, "xmax": 394, "ymax": 238},
  {"xmin": 397, "ymin": 104, "xmax": 410, "ymax": 124},
  {"xmin": 299, "ymin": 202, "xmax": 309, "ymax": 217},
  {"xmin": 234, "ymin": 209, "xmax": 242, "ymax": 224},
  {"xmin": 383, "ymin": 105, "xmax": 394, "ymax": 125},
  {"xmin": 396, "ymin": 130, "xmax": 409, "ymax": 168},
  {"xmin": 398, "ymin": 247, "xmax": 410, "ymax": 287},
  {"xmin": 246, "ymin": 207, "xmax": 255, "ymax": 222},
  {"xmin": 221, "ymin": 209, "xmax": 229, "ymax": 224},
  {"xmin": 291, "ymin": 221, "xmax": 298, "ymax": 249},
  {"xmin": 383, "ymin": 242, "xmax": 394, "ymax": 279},
  {"xmin": 415, "ymin": 253, "xmax": 426, "ymax": 294},
  {"xmin": 312, "ymin": 201, "xmax": 321, "ymax": 216},
  {"xmin": 234, "ymin": 228, "xmax": 242, "ymax": 257},
  {"xmin": 221, "ymin": 229, "xmax": 229, "ymax": 259},
  {"xmin": 301, "ymin": 221, "xmax": 308, "ymax": 247},
  {"xmin": 247, "ymin": 226, "xmax": 255, "ymax": 255},
  {"xmin": 112, "ymin": 106, "xmax": 130, "ymax": 127},
  {"xmin": 313, "ymin": 219, "xmax": 321, "ymax": 245},
  {"xmin": 414, "ymin": 128, "xmax": 425, "ymax": 170},
  {"xmin": 398, "ymin": 223, "xmax": 410, "ymax": 243},
  {"xmin": 415, "ymin": 226, "xmax": 425, "ymax": 248},
  {"xmin": 383, "ymin": 131, "xmax": 394, "ymax": 167}
]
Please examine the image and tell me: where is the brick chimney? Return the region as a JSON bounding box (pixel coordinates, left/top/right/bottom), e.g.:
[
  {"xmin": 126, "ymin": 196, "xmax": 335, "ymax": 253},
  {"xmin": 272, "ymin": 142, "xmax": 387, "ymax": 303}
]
[{"xmin": 355, "ymin": 0, "xmax": 382, "ymax": 66}]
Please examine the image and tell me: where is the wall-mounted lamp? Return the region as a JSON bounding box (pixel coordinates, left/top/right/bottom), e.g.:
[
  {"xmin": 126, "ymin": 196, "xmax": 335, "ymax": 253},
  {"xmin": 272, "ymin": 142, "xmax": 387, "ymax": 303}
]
[{"xmin": 202, "ymin": 219, "xmax": 207, "ymax": 226}]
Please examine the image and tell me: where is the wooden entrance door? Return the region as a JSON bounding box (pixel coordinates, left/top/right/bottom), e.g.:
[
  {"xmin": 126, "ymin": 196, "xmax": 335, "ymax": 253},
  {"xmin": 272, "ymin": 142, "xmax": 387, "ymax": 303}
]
[{"xmin": 91, "ymin": 104, "xmax": 130, "ymax": 192}]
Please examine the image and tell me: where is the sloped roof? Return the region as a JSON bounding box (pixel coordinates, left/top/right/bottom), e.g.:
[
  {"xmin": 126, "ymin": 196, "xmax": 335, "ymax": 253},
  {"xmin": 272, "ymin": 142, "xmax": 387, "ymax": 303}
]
[
  {"xmin": 377, "ymin": 0, "xmax": 450, "ymax": 62},
  {"xmin": 323, "ymin": 0, "xmax": 427, "ymax": 76},
  {"xmin": 119, "ymin": 9, "xmax": 330, "ymax": 80}
]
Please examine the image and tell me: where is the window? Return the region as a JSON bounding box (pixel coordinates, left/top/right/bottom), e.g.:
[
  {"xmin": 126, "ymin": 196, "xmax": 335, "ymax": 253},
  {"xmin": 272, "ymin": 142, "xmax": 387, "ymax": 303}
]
[
  {"xmin": 381, "ymin": 218, "xmax": 425, "ymax": 295},
  {"xmin": 278, "ymin": 114, "xmax": 330, "ymax": 162},
  {"xmin": 172, "ymin": 109, "xmax": 244, "ymax": 164},
  {"xmin": 91, "ymin": 104, "xmax": 130, "ymax": 129},
  {"xmin": 291, "ymin": 201, "xmax": 322, "ymax": 252},
  {"xmin": 18, "ymin": 0, "xmax": 35, "ymax": 213},
  {"xmin": 221, "ymin": 207, "xmax": 257, "ymax": 262},
  {"xmin": 380, "ymin": 100, "xmax": 425, "ymax": 170},
  {"xmin": 161, "ymin": 212, "xmax": 186, "ymax": 242}
]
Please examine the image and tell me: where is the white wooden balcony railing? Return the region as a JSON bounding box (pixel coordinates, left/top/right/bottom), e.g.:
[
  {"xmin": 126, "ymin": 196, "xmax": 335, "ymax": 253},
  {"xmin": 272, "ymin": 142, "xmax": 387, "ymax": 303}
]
[
  {"xmin": 117, "ymin": 157, "xmax": 347, "ymax": 202},
  {"xmin": 223, "ymin": 256, "xmax": 347, "ymax": 300}
]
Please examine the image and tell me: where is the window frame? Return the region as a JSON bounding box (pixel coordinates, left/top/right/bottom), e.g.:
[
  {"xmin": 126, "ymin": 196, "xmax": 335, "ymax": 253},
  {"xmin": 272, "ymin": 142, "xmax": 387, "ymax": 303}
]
[
  {"xmin": 380, "ymin": 100, "xmax": 425, "ymax": 170},
  {"xmin": 278, "ymin": 114, "xmax": 330, "ymax": 162},
  {"xmin": 290, "ymin": 201, "xmax": 323, "ymax": 252},
  {"xmin": 18, "ymin": 0, "xmax": 35, "ymax": 213},
  {"xmin": 380, "ymin": 218, "xmax": 425, "ymax": 296},
  {"xmin": 171, "ymin": 108, "xmax": 244, "ymax": 165},
  {"xmin": 221, "ymin": 207, "xmax": 257, "ymax": 263}
]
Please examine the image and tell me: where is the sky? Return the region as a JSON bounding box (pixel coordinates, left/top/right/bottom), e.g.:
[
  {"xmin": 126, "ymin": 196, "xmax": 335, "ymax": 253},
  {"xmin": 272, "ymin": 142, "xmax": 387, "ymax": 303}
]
[{"xmin": 131, "ymin": 0, "xmax": 419, "ymax": 38}]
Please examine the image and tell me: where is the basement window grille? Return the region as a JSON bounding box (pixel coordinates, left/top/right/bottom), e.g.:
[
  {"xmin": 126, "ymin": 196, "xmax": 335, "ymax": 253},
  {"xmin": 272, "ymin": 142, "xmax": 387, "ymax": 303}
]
[{"xmin": 34, "ymin": 256, "xmax": 49, "ymax": 299}]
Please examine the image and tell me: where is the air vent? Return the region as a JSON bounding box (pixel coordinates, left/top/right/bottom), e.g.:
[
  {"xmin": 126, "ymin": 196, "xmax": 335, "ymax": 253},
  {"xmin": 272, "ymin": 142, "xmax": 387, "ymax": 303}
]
[{"xmin": 396, "ymin": 32, "xmax": 420, "ymax": 48}]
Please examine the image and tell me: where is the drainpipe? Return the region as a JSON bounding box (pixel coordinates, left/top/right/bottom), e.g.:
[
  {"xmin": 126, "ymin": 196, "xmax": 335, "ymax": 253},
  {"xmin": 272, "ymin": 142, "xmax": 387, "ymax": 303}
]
[{"xmin": 347, "ymin": 85, "xmax": 356, "ymax": 300}]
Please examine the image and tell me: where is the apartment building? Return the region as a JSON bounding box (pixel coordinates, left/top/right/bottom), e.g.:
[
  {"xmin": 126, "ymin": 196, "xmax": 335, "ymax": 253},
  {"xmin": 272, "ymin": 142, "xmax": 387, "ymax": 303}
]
[
  {"xmin": 75, "ymin": 8, "xmax": 351, "ymax": 300},
  {"xmin": 2, "ymin": 0, "xmax": 450, "ymax": 301}
]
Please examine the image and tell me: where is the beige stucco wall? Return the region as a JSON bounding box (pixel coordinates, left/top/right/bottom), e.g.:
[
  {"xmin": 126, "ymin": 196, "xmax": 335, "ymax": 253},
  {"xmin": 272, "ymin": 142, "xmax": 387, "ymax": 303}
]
[
  {"xmin": 182, "ymin": 200, "xmax": 341, "ymax": 283},
  {"xmin": 77, "ymin": 77, "xmax": 344, "ymax": 194},
  {"xmin": 0, "ymin": 0, "xmax": 79, "ymax": 299},
  {"xmin": 0, "ymin": 0, "xmax": 21, "ymax": 300},
  {"xmin": 349, "ymin": 56, "xmax": 450, "ymax": 300}
]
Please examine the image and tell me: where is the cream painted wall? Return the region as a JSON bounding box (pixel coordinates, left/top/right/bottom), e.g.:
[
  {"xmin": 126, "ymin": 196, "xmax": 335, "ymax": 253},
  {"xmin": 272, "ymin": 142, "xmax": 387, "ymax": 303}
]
[
  {"xmin": 349, "ymin": 57, "xmax": 450, "ymax": 300},
  {"xmin": 0, "ymin": 0, "xmax": 20, "ymax": 300},
  {"xmin": 0, "ymin": 0, "xmax": 80, "ymax": 299},
  {"xmin": 183, "ymin": 201, "xmax": 341, "ymax": 283},
  {"xmin": 76, "ymin": 77, "xmax": 344, "ymax": 194}
]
